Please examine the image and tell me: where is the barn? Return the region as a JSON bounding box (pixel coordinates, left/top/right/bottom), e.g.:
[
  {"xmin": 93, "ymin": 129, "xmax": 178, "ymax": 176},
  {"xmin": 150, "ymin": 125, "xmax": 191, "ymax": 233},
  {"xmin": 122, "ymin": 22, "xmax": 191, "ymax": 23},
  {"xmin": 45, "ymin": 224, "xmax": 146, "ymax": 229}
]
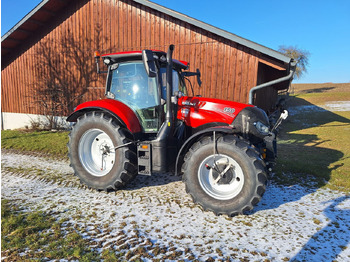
[{"xmin": 1, "ymin": 0, "xmax": 295, "ymax": 130}]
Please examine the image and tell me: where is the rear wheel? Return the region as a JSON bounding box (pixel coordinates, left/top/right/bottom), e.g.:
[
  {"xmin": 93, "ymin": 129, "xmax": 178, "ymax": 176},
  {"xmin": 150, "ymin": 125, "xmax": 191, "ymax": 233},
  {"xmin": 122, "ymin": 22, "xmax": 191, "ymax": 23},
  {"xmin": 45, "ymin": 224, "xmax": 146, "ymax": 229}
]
[
  {"xmin": 182, "ymin": 134, "xmax": 267, "ymax": 216},
  {"xmin": 68, "ymin": 112, "xmax": 137, "ymax": 191}
]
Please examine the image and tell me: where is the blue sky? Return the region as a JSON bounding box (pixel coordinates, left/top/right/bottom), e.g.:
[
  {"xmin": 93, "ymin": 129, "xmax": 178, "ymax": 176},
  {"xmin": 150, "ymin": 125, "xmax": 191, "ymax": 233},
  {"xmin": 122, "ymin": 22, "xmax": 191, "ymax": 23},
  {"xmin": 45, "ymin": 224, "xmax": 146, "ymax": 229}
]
[{"xmin": 2, "ymin": 0, "xmax": 350, "ymax": 83}]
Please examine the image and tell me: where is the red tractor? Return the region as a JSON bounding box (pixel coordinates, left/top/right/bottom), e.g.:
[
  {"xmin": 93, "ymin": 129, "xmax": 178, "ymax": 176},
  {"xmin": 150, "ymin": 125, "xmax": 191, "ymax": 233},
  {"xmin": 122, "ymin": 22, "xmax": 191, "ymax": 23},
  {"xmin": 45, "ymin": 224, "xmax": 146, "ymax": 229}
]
[{"xmin": 67, "ymin": 45, "xmax": 291, "ymax": 216}]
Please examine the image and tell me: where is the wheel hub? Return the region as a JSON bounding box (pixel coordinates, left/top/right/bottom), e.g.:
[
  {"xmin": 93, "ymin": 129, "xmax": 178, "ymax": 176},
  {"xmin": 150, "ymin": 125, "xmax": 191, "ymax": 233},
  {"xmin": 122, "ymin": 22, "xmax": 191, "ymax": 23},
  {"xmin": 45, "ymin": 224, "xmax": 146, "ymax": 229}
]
[
  {"xmin": 78, "ymin": 129, "xmax": 115, "ymax": 177},
  {"xmin": 198, "ymin": 154, "xmax": 244, "ymax": 200},
  {"xmin": 211, "ymin": 167, "xmax": 234, "ymax": 185},
  {"xmin": 100, "ymin": 143, "xmax": 111, "ymax": 155}
]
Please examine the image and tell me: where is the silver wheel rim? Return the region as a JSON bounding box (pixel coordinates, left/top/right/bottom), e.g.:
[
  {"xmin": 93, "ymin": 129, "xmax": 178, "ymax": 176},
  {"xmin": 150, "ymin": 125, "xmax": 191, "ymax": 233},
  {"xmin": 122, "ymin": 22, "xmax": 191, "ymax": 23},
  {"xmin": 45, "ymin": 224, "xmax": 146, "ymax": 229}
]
[
  {"xmin": 198, "ymin": 154, "xmax": 244, "ymax": 200},
  {"xmin": 78, "ymin": 129, "xmax": 115, "ymax": 177}
]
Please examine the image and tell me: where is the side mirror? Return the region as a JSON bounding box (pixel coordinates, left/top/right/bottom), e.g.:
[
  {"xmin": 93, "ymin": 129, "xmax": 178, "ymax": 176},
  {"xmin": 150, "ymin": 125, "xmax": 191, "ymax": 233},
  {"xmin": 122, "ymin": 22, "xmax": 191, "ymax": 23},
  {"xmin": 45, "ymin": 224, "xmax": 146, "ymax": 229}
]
[
  {"xmin": 196, "ymin": 69, "xmax": 202, "ymax": 87},
  {"xmin": 142, "ymin": 50, "xmax": 157, "ymax": 77},
  {"xmin": 181, "ymin": 69, "xmax": 202, "ymax": 86}
]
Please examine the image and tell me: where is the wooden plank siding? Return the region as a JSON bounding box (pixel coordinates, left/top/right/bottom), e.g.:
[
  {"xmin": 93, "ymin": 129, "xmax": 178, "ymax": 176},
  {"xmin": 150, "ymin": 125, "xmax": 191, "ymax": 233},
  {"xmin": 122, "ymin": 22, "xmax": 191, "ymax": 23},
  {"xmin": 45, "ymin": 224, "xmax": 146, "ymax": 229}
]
[{"xmin": 1, "ymin": 0, "xmax": 284, "ymax": 116}]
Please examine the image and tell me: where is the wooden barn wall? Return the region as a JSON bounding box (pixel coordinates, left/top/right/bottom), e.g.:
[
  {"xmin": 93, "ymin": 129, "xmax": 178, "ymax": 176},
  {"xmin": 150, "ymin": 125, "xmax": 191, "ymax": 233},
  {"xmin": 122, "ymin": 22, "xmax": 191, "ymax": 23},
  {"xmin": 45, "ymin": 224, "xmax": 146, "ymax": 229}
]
[{"xmin": 1, "ymin": 0, "xmax": 266, "ymax": 116}]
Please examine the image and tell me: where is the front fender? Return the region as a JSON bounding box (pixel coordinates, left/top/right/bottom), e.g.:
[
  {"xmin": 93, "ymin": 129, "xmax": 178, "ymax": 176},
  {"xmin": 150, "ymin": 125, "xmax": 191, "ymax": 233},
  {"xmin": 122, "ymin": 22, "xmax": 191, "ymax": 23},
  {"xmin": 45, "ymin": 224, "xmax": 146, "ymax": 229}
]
[
  {"xmin": 175, "ymin": 126, "xmax": 234, "ymax": 175},
  {"xmin": 67, "ymin": 99, "xmax": 142, "ymax": 134}
]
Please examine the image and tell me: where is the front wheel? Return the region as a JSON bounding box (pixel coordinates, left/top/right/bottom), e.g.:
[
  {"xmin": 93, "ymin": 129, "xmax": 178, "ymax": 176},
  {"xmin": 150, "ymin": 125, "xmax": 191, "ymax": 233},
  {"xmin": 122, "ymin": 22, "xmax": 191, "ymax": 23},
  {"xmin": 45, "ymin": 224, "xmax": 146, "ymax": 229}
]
[
  {"xmin": 68, "ymin": 112, "xmax": 137, "ymax": 191},
  {"xmin": 182, "ymin": 135, "xmax": 267, "ymax": 216}
]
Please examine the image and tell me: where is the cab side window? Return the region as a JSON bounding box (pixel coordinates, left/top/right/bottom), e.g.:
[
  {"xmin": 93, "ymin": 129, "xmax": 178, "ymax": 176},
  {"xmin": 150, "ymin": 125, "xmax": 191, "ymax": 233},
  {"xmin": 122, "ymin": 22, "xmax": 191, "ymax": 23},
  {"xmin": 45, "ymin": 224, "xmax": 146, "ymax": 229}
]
[{"xmin": 160, "ymin": 68, "xmax": 187, "ymax": 99}]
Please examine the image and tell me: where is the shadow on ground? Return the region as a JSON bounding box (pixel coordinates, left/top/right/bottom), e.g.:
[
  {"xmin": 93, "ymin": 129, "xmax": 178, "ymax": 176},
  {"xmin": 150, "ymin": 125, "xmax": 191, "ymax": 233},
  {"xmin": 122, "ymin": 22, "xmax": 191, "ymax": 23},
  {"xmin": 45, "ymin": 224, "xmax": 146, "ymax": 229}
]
[
  {"xmin": 251, "ymin": 96, "xmax": 350, "ymax": 260},
  {"xmin": 291, "ymin": 195, "xmax": 350, "ymax": 262},
  {"xmin": 125, "ymin": 172, "xmax": 181, "ymax": 190},
  {"xmin": 274, "ymin": 96, "xmax": 350, "ymax": 186},
  {"xmin": 292, "ymin": 85, "xmax": 336, "ymax": 94}
]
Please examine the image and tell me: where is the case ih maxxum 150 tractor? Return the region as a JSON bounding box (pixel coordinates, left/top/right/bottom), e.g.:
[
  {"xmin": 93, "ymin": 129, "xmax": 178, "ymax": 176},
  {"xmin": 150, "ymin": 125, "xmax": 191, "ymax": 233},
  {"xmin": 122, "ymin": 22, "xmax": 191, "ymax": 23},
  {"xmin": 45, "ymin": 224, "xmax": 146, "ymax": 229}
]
[{"xmin": 67, "ymin": 45, "xmax": 294, "ymax": 216}]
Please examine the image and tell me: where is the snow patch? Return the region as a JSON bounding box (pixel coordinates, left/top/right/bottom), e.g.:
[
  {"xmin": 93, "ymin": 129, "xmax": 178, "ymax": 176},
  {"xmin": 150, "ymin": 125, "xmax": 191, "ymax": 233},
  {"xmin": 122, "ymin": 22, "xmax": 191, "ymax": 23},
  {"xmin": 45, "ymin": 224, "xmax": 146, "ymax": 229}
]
[
  {"xmin": 289, "ymin": 101, "xmax": 350, "ymax": 115},
  {"xmin": 288, "ymin": 105, "xmax": 326, "ymax": 115},
  {"xmin": 323, "ymin": 101, "xmax": 350, "ymax": 111},
  {"xmin": 2, "ymin": 153, "xmax": 350, "ymax": 261}
]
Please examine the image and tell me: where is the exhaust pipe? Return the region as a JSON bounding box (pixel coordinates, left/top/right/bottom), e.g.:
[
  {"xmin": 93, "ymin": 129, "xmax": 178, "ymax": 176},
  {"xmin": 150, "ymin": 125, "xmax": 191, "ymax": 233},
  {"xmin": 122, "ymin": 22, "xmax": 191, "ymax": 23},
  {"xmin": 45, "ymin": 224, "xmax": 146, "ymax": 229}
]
[
  {"xmin": 157, "ymin": 44, "xmax": 175, "ymax": 140},
  {"xmin": 152, "ymin": 45, "xmax": 175, "ymax": 172},
  {"xmin": 165, "ymin": 44, "xmax": 175, "ymax": 127}
]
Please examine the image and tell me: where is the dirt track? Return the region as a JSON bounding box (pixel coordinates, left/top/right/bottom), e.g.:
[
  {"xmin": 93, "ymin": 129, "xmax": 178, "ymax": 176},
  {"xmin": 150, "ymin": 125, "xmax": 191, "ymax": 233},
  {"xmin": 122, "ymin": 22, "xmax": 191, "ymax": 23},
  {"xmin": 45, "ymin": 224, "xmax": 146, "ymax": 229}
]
[{"xmin": 1, "ymin": 151, "xmax": 350, "ymax": 261}]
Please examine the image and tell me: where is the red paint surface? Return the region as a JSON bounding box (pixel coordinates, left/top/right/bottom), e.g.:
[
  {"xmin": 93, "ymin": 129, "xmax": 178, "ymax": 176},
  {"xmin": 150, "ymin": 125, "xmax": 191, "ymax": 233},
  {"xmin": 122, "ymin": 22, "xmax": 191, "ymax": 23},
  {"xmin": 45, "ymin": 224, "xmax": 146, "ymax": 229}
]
[
  {"xmin": 75, "ymin": 99, "xmax": 142, "ymax": 133},
  {"xmin": 177, "ymin": 96, "xmax": 253, "ymax": 128}
]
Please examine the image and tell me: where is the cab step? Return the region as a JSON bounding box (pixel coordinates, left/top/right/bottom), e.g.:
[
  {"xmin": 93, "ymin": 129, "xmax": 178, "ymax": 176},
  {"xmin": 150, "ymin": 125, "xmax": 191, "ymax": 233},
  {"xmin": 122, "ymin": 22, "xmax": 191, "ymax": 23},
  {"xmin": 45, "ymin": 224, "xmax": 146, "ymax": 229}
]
[{"xmin": 137, "ymin": 143, "xmax": 152, "ymax": 175}]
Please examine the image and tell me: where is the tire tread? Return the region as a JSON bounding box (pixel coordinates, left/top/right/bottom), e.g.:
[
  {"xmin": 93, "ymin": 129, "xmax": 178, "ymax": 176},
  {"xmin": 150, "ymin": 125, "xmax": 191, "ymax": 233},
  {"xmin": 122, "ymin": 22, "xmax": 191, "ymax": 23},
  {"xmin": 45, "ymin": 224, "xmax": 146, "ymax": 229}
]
[
  {"xmin": 67, "ymin": 112, "xmax": 137, "ymax": 191},
  {"xmin": 182, "ymin": 134, "xmax": 267, "ymax": 217}
]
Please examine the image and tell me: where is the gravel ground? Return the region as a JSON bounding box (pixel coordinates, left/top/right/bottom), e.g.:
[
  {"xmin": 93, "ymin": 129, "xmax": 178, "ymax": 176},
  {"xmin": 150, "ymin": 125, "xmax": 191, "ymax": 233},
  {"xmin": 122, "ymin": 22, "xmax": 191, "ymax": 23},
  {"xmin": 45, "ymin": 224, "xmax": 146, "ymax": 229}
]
[{"xmin": 1, "ymin": 151, "xmax": 350, "ymax": 261}]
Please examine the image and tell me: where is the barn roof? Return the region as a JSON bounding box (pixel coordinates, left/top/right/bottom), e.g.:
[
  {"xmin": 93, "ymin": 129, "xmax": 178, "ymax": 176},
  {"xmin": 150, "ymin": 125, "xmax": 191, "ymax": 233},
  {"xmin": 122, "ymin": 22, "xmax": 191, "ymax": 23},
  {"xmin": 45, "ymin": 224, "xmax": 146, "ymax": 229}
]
[{"xmin": 2, "ymin": 0, "xmax": 291, "ymax": 64}]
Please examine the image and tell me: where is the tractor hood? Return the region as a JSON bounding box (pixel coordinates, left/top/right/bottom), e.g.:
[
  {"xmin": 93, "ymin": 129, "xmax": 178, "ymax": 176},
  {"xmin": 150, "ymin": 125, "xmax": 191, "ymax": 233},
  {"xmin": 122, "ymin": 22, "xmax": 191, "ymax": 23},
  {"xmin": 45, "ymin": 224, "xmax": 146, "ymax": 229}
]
[{"xmin": 177, "ymin": 96, "xmax": 254, "ymax": 129}]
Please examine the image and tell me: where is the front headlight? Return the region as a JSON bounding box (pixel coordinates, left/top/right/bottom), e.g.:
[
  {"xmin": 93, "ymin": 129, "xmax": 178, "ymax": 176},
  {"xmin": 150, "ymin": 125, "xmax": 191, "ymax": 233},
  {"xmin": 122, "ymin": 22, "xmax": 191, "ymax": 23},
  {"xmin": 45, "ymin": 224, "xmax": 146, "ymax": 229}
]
[{"xmin": 254, "ymin": 121, "xmax": 270, "ymax": 135}]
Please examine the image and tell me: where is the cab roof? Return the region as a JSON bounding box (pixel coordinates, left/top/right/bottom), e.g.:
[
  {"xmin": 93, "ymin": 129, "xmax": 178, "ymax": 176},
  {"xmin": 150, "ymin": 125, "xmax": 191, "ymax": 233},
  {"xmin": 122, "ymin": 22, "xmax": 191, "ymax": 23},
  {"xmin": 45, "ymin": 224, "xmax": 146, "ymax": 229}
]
[{"xmin": 101, "ymin": 50, "xmax": 189, "ymax": 70}]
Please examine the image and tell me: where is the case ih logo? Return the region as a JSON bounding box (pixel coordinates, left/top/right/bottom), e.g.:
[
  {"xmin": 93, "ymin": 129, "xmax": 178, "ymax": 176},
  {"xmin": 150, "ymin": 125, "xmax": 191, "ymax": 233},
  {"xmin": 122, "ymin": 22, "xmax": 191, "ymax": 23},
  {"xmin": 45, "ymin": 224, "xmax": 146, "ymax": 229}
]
[{"xmin": 224, "ymin": 107, "xmax": 236, "ymax": 114}]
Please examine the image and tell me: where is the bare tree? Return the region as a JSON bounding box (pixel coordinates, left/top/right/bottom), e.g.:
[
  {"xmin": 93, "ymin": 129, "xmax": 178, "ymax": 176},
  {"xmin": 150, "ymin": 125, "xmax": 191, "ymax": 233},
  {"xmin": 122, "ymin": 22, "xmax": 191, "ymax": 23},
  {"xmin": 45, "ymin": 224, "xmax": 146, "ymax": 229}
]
[
  {"xmin": 279, "ymin": 45, "xmax": 310, "ymax": 80},
  {"xmin": 31, "ymin": 28, "xmax": 108, "ymax": 129}
]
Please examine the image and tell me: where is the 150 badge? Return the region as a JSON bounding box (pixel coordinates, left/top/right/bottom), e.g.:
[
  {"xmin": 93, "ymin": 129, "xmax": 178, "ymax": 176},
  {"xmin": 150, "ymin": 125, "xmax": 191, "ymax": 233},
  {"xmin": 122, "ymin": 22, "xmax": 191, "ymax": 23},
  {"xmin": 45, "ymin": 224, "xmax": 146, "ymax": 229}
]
[{"xmin": 224, "ymin": 107, "xmax": 236, "ymax": 114}]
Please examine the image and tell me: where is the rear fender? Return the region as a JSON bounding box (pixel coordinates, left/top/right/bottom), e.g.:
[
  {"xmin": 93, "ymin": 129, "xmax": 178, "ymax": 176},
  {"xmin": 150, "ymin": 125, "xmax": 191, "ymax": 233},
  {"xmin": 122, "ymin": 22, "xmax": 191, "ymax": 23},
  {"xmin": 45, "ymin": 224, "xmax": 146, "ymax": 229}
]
[
  {"xmin": 175, "ymin": 126, "xmax": 235, "ymax": 175},
  {"xmin": 67, "ymin": 99, "xmax": 142, "ymax": 134}
]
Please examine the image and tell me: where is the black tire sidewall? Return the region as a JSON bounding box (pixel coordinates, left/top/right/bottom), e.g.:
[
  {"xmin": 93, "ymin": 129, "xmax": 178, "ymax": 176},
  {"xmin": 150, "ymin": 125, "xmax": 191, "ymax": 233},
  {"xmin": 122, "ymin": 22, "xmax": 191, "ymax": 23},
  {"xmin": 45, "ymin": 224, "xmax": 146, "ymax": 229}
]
[
  {"xmin": 184, "ymin": 138, "xmax": 262, "ymax": 214},
  {"xmin": 69, "ymin": 114, "xmax": 127, "ymax": 189}
]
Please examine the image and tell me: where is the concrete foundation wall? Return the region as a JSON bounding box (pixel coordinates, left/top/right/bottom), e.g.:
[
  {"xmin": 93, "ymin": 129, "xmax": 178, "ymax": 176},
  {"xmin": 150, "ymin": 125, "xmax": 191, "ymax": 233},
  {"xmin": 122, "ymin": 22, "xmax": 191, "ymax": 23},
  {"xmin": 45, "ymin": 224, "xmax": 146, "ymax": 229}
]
[{"xmin": 1, "ymin": 112, "xmax": 69, "ymax": 130}]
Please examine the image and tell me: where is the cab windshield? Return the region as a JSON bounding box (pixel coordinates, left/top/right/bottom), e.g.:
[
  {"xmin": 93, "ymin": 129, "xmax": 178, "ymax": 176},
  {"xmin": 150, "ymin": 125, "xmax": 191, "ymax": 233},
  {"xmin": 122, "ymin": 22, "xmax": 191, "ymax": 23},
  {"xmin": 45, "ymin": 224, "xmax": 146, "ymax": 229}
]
[{"xmin": 107, "ymin": 62, "xmax": 160, "ymax": 132}]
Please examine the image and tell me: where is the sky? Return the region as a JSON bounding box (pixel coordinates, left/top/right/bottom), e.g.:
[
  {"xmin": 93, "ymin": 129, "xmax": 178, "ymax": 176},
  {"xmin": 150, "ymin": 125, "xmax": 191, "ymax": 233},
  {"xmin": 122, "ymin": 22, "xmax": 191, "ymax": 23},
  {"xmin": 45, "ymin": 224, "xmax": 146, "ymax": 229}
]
[{"xmin": 1, "ymin": 0, "xmax": 350, "ymax": 83}]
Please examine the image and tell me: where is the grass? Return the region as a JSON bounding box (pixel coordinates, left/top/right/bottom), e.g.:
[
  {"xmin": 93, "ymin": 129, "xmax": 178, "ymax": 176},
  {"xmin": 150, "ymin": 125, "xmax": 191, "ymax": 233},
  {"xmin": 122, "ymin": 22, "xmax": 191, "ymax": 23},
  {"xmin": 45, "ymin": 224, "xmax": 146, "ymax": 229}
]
[
  {"xmin": 1, "ymin": 199, "xmax": 105, "ymax": 261},
  {"xmin": 1, "ymin": 130, "xmax": 69, "ymax": 157},
  {"xmin": 274, "ymin": 83, "xmax": 350, "ymax": 192}
]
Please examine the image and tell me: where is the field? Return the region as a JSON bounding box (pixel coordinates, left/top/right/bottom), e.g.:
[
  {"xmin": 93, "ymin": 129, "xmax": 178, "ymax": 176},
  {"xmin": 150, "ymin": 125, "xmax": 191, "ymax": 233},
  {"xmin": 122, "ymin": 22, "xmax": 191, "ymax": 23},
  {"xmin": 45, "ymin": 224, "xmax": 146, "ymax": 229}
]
[
  {"xmin": 275, "ymin": 83, "xmax": 350, "ymax": 192},
  {"xmin": 1, "ymin": 82, "xmax": 350, "ymax": 261}
]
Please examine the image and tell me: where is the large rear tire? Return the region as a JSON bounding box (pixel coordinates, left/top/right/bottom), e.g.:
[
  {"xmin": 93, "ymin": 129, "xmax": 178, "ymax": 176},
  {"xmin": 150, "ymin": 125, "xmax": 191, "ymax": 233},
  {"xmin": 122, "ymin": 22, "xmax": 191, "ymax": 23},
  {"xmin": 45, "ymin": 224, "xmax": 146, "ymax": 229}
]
[
  {"xmin": 68, "ymin": 112, "xmax": 137, "ymax": 191},
  {"xmin": 182, "ymin": 134, "xmax": 267, "ymax": 216}
]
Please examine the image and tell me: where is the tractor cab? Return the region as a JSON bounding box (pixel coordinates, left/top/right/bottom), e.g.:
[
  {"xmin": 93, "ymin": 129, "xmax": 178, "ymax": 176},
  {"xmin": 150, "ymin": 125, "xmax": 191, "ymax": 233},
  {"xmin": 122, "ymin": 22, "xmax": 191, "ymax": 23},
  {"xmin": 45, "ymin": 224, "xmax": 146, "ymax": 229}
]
[{"xmin": 99, "ymin": 49, "xmax": 189, "ymax": 134}]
